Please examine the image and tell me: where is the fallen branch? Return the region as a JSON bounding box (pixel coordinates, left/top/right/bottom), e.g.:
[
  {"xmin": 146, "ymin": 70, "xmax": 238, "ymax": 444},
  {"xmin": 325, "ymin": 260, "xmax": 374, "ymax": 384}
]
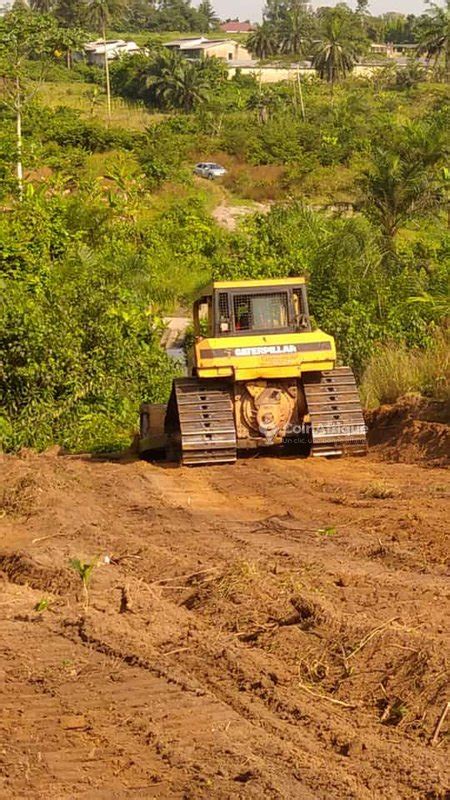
[
  {"xmin": 298, "ymin": 681, "xmax": 357, "ymax": 708},
  {"xmin": 431, "ymin": 701, "xmax": 449, "ymax": 747},
  {"xmin": 347, "ymin": 616, "xmax": 399, "ymax": 660}
]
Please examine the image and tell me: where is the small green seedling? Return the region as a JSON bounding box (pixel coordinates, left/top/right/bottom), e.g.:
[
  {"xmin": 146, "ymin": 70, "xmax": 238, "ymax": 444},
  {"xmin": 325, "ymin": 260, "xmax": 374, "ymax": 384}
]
[
  {"xmin": 34, "ymin": 598, "xmax": 50, "ymax": 612},
  {"xmin": 69, "ymin": 557, "xmax": 98, "ymax": 609},
  {"xmin": 318, "ymin": 526, "xmax": 337, "ymax": 537}
]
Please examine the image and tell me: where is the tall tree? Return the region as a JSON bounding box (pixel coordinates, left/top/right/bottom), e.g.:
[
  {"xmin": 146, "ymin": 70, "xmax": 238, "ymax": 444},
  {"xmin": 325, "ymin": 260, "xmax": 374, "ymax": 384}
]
[
  {"xmin": 355, "ymin": 0, "xmax": 370, "ymax": 35},
  {"xmin": 55, "ymin": 0, "xmax": 89, "ymax": 28},
  {"xmin": 87, "ymin": 0, "xmax": 126, "ymax": 120},
  {"xmin": 356, "ymin": 0, "xmax": 369, "ymax": 15},
  {"xmin": 416, "ymin": 0, "xmax": 450, "ymax": 82},
  {"xmin": 246, "ymin": 23, "xmax": 279, "ymax": 59},
  {"xmin": 54, "ymin": 0, "xmax": 88, "ymax": 66},
  {"xmin": 0, "ymin": 9, "xmax": 59, "ymax": 199},
  {"xmin": 311, "ymin": 9, "xmax": 359, "ymax": 91},
  {"xmin": 264, "ymin": 0, "xmax": 288, "ymax": 26},
  {"xmin": 197, "ymin": 0, "xmax": 218, "ymax": 32},
  {"xmin": 155, "ymin": 0, "xmax": 198, "ymax": 32}
]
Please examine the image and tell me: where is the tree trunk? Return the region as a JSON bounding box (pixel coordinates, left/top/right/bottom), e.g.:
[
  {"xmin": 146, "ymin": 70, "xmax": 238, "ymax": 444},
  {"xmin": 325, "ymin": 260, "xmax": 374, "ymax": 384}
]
[
  {"xmin": 259, "ymin": 106, "xmax": 268, "ymax": 124},
  {"xmin": 15, "ymin": 77, "xmax": 23, "ymax": 202},
  {"xmin": 446, "ymin": 34, "xmax": 450, "ymax": 84},
  {"xmin": 297, "ymin": 65, "xmax": 306, "ymax": 121},
  {"xmin": 103, "ymin": 21, "xmax": 112, "ymax": 122}
]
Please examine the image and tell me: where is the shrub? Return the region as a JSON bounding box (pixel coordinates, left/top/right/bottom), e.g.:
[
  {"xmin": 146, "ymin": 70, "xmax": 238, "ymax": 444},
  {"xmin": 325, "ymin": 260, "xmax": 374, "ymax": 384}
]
[{"xmin": 360, "ymin": 343, "xmax": 421, "ymax": 407}]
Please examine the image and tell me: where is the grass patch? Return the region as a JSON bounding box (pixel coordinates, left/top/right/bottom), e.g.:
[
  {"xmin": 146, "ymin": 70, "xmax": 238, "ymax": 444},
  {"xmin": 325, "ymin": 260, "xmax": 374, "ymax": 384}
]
[
  {"xmin": 223, "ymin": 163, "xmax": 285, "ymax": 202},
  {"xmin": 216, "ymin": 560, "xmax": 261, "ymax": 600},
  {"xmin": 360, "ymin": 332, "xmax": 450, "ymax": 409},
  {"xmin": 363, "ymin": 482, "xmax": 397, "ymax": 499},
  {"xmin": 36, "ymin": 81, "xmax": 165, "ymax": 130}
]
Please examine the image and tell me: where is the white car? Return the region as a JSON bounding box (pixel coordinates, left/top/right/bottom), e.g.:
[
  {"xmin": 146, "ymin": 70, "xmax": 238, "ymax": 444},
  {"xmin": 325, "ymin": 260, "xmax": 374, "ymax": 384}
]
[{"xmin": 193, "ymin": 162, "xmax": 227, "ymax": 180}]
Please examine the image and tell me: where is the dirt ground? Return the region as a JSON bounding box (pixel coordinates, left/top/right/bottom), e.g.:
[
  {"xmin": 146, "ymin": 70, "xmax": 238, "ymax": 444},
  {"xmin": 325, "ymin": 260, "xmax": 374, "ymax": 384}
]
[{"xmin": 1, "ymin": 419, "xmax": 449, "ymax": 798}]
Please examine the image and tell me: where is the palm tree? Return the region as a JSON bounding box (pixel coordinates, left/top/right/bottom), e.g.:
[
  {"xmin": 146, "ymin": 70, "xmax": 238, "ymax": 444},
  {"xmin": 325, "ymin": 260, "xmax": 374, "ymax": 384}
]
[
  {"xmin": 416, "ymin": 0, "xmax": 450, "ymax": 83},
  {"xmin": 87, "ymin": 0, "xmax": 125, "ymax": 120},
  {"xmin": 279, "ymin": 2, "xmax": 311, "ymax": 119},
  {"xmin": 280, "ymin": 4, "xmax": 311, "ymax": 57},
  {"xmin": 311, "ymin": 11, "xmax": 358, "ymax": 91},
  {"xmin": 359, "ymin": 121, "xmax": 447, "ymax": 251},
  {"xmin": 246, "ymin": 23, "xmax": 279, "ymax": 60},
  {"xmin": 150, "ymin": 55, "xmax": 210, "ymax": 112},
  {"xmin": 30, "ymin": 0, "xmax": 55, "ymax": 11}
]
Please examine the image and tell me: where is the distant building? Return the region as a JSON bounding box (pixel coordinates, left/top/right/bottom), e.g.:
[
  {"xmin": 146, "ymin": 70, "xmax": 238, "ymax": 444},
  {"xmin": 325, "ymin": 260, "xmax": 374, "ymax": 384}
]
[
  {"xmin": 84, "ymin": 39, "xmax": 140, "ymax": 66},
  {"xmin": 370, "ymin": 42, "xmax": 418, "ymax": 58},
  {"xmin": 164, "ymin": 37, "xmax": 250, "ymax": 63},
  {"xmin": 226, "ymin": 61, "xmax": 400, "ymax": 84},
  {"xmin": 219, "ymin": 20, "xmax": 255, "ymax": 34},
  {"xmin": 370, "ymin": 43, "xmax": 390, "ymax": 56}
]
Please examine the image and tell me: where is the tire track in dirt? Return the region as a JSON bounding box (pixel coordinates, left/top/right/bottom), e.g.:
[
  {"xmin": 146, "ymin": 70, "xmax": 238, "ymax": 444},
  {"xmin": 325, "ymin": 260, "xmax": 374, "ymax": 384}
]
[{"xmin": 0, "ymin": 450, "xmax": 448, "ymax": 799}]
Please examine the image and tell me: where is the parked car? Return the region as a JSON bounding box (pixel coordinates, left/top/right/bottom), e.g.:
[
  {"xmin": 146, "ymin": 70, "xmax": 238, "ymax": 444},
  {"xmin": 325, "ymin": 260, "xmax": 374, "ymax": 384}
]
[{"xmin": 193, "ymin": 162, "xmax": 227, "ymax": 180}]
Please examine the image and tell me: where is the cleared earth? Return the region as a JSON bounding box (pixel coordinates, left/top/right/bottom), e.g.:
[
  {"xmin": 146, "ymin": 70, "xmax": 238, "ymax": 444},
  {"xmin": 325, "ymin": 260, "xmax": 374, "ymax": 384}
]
[{"xmin": 0, "ymin": 407, "xmax": 449, "ymax": 799}]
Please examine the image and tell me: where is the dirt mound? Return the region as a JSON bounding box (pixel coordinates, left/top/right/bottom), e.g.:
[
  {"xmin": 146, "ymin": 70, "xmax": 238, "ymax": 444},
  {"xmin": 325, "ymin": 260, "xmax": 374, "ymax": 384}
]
[
  {"xmin": 0, "ymin": 551, "xmax": 78, "ymax": 594},
  {"xmin": 366, "ymin": 395, "xmax": 450, "ymax": 465},
  {"xmin": 0, "ymin": 449, "xmax": 449, "ymax": 799}
]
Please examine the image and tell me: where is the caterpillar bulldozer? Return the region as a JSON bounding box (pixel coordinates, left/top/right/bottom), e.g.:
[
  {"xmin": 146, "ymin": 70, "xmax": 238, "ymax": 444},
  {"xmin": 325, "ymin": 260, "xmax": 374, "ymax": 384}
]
[{"xmin": 139, "ymin": 278, "xmax": 367, "ymax": 466}]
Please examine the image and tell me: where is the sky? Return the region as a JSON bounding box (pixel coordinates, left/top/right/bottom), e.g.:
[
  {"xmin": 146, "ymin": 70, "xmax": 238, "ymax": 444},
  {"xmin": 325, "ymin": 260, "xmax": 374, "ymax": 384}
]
[{"xmin": 212, "ymin": 0, "xmax": 428, "ymax": 22}]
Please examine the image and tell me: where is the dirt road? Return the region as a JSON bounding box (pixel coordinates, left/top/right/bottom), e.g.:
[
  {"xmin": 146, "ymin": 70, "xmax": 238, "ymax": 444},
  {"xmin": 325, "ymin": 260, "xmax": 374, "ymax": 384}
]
[{"xmin": 1, "ymin": 444, "xmax": 449, "ymax": 799}]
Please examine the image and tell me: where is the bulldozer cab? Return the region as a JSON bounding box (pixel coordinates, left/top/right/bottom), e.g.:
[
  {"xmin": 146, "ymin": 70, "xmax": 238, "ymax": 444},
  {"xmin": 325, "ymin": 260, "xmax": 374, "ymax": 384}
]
[{"xmin": 193, "ymin": 279, "xmax": 311, "ymax": 339}]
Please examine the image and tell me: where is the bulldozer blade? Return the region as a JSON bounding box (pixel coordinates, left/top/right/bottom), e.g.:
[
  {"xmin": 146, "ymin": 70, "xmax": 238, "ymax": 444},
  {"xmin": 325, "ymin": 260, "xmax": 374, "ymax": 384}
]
[{"xmin": 139, "ymin": 403, "xmax": 168, "ymax": 457}]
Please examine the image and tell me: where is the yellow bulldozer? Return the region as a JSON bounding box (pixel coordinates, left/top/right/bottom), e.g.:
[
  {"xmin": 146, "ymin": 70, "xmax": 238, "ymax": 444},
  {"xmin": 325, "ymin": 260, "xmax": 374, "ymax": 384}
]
[{"xmin": 139, "ymin": 277, "xmax": 367, "ymax": 465}]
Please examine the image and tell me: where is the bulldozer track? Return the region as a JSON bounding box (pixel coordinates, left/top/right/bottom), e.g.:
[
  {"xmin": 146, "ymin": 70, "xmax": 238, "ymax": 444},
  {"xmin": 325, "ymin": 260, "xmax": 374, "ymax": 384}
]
[
  {"xmin": 171, "ymin": 378, "xmax": 237, "ymax": 466},
  {"xmin": 303, "ymin": 366, "xmax": 367, "ymax": 457}
]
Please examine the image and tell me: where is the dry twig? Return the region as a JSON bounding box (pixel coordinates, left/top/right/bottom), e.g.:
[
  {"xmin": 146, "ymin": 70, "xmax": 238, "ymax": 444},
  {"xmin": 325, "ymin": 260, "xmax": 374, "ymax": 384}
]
[
  {"xmin": 161, "ymin": 646, "xmax": 192, "ymax": 657},
  {"xmin": 431, "ymin": 701, "xmax": 449, "ymax": 747},
  {"xmin": 31, "ymin": 532, "xmax": 65, "ymax": 544},
  {"xmin": 347, "ymin": 616, "xmax": 399, "ymax": 660},
  {"xmin": 298, "ymin": 681, "xmax": 357, "ymax": 708}
]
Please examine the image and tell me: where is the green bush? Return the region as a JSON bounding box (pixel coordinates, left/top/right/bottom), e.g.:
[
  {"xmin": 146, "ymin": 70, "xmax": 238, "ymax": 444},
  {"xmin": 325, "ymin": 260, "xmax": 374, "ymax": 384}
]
[
  {"xmin": 138, "ymin": 120, "xmax": 193, "ymax": 187},
  {"xmin": 25, "ymin": 105, "xmax": 137, "ymax": 152},
  {"xmin": 0, "ymin": 194, "xmax": 184, "ymax": 452}
]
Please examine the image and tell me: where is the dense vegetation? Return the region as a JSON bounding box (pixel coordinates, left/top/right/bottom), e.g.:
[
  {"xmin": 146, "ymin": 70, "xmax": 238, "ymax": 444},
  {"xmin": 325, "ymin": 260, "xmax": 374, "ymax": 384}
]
[{"xmin": 0, "ymin": 5, "xmax": 449, "ymax": 452}]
